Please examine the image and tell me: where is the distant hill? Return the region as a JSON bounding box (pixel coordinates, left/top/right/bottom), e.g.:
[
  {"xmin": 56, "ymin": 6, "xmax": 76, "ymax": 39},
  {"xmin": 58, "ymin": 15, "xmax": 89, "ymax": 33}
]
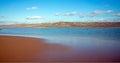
[{"xmin": 0, "ymin": 22, "xmax": 120, "ymax": 28}]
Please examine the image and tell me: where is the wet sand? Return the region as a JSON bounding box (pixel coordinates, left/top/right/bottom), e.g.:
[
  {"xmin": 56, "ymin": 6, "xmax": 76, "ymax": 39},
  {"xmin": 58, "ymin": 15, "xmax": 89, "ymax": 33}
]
[
  {"xmin": 0, "ymin": 36, "xmax": 120, "ymax": 62},
  {"xmin": 0, "ymin": 36, "xmax": 71, "ymax": 62}
]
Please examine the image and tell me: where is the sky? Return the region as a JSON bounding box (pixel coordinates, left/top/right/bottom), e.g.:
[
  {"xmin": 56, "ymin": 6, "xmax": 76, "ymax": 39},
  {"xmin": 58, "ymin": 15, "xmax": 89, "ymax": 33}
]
[{"xmin": 0, "ymin": 0, "xmax": 120, "ymax": 25}]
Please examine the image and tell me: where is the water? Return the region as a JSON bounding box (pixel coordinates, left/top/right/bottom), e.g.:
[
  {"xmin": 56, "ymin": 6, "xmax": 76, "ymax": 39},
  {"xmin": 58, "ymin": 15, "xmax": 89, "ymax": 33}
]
[
  {"xmin": 0, "ymin": 28, "xmax": 120, "ymax": 61},
  {"xmin": 0, "ymin": 28, "xmax": 120, "ymax": 48}
]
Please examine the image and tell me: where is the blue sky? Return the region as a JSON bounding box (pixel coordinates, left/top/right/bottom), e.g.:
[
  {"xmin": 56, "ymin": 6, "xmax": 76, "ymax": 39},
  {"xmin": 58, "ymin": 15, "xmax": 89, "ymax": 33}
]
[{"xmin": 0, "ymin": 0, "xmax": 120, "ymax": 24}]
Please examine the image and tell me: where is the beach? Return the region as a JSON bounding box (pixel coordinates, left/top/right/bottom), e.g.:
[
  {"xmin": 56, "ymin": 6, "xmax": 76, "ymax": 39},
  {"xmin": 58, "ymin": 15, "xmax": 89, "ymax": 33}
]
[
  {"xmin": 0, "ymin": 36, "xmax": 120, "ymax": 62},
  {"xmin": 0, "ymin": 36, "xmax": 72, "ymax": 62}
]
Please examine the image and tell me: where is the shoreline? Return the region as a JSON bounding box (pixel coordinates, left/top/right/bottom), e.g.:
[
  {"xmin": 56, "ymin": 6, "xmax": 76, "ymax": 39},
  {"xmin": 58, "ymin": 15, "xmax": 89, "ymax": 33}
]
[
  {"xmin": 0, "ymin": 34, "xmax": 43, "ymax": 39},
  {"xmin": 0, "ymin": 27, "xmax": 120, "ymax": 28}
]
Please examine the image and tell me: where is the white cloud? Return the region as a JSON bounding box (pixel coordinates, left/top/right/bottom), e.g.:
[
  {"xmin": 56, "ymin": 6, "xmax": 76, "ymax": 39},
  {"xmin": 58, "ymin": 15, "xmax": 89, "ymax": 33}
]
[
  {"xmin": 26, "ymin": 16, "xmax": 44, "ymax": 19},
  {"xmin": 71, "ymin": 11, "xmax": 79, "ymax": 15},
  {"xmin": 92, "ymin": 10, "xmax": 113, "ymax": 15},
  {"xmin": 64, "ymin": 12, "xmax": 72, "ymax": 16},
  {"xmin": 88, "ymin": 10, "xmax": 113, "ymax": 17},
  {"xmin": 63, "ymin": 10, "xmax": 113, "ymax": 18},
  {"xmin": 113, "ymin": 18, "xmax": 120, "ymax": 22},
  {"xmin": 55, "ymin": 13, "xmax": 61, "ymax": 16},
  {"xmin": 106, "ymin": 10, "xmax": 113, "ymax": 13},
  {"xmin": 26, "ymin": 6, "xmax": 38, "ymax": 10},
  {"xmin": 90, "ymin": 18, "xmax": 120, "ymax": 22},
  {"xmin": 79, "ymin": 14, "xmax": 88, "ymax": 18},
  {"xmin": 55, "ymin": 10, "xmax": 113, "ymax": 18},
  {"xmin": 114, "ymin": 13, "xmax": 120, "ymax": 17},
  {"xmin": 92, "ymin": 10, "xmax": 104, "ymax": 15},
  {"xmin": 79, "ymin": 13, "xmax": 96, "ymax": 18},
  {"xmin": 97, "ymin": 18, "xmax": 107, "ymax": 21},
  {"xmin": 64, "ymin": 11, "xmax": 79, "ymax": 16}
]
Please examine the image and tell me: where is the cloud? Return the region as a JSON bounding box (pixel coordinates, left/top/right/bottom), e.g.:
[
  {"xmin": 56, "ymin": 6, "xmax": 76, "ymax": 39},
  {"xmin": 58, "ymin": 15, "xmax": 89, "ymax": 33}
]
[
  {"xmin": 64, "ymin": 12, "xmax": 73, "ymax": 16},
  {"xmin": 71, "ymin": 11, "xmax": 79, "ymax": 15},
  {"xmin": 106, "ymin": 10, "xmax": 113, "ymax": 13},
  {"xmin": 79, "ymin": 10, "xmax": 113, "ymax": 18},
  {"xmin": 26, "ymin": 6, "xmax": 38, "ymax": 10},
  {"xmin": 0, "ymin": 16, "xmax": 5, "ymax": 18},
  {"xmin": 90, "ymin": 17, "xmax": 120, "ymax": 22},
  {"xmin": 114, "ymin": 13, "xmax": 120, "ymax": 17},
  {"xmin": 79, "ymin": 14, "xmax": 88, "ymax": 18},
  {"xmin": 55, "ymin": 10, "xmax": 113, "ymax": 18},
  {"xmin": 55, "ymin": 13, "xmax": 61, "ymax": 16},
  {"xmin": 113, "ymin": 18, "xmax": 120, "ymax": 22},
  {"xmin": 92, "ymin": 10, "xmax": 104, "ymax": 15},
  {"xmin": 26, "ymin": 16, "xmax": 44, "ymax": 19},
  {"xmin": 97, "ymin": 18, "xmax": 108, "ymax": 21},
  {"xmin": 64, "ymin": 11, "xmax": 79, "ymax": 16},
  {"xmin": 91, "ymin": 10, "xmax": 113, "ymax": 15}
]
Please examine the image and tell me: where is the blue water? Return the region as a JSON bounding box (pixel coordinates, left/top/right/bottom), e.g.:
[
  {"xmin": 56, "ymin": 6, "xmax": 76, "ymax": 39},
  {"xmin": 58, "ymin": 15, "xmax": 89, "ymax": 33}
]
[
  {"xmin": 0, "ymin": 28, "xmax": 120, "ymax": 48},
  {"xmin": 0, "ymin": 28, "xmax": 120, "ymax": 61}
]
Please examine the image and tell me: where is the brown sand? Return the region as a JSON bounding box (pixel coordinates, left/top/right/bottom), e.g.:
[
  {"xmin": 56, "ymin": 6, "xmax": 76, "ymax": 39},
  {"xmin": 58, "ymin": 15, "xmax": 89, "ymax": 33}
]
[
  {"xmin": 0, "ymin": 36, "xmax": 71, "ymax": 62},
  {"xmin": 0, "ymin": 36, "xmax": 119, "ymax": 62}
]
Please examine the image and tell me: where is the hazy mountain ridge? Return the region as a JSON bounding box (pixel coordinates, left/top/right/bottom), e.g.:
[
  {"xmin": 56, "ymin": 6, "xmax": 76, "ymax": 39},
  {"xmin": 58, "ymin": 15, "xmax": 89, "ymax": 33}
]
[{"xmin": 0, "ymin": 22, "xmax": 120, "ymax": 28}]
